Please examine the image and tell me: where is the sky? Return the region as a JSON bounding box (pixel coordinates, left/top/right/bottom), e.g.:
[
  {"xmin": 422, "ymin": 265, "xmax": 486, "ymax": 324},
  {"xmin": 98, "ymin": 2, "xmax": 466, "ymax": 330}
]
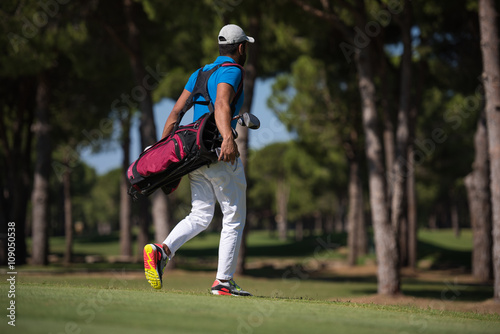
[{"xmin": 80, "ymin": 77, "xmax": 295, "ymax": 175}]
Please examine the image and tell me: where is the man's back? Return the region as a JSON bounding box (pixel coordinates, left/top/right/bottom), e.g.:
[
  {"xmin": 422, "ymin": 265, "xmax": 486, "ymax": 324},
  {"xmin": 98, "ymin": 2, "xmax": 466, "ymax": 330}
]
[{"xmin": 184, "ymin": 56, "xmax": 244, "ymax": 126}]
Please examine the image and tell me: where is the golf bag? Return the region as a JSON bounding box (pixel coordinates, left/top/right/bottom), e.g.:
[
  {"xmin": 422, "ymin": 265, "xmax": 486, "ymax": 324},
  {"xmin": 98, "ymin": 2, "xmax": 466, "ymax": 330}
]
[{"xmin": 127, "ymin": 62, "xmax": 244, "ymax": 200}]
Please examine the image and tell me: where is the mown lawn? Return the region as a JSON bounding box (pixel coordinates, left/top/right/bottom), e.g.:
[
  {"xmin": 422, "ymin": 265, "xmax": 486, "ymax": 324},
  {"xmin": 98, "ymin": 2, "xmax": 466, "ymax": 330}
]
[
  {"xmin": 5, "ymin": 229, "xmax": 498, "ymax": 333},
  {"xmin": 0, "ymin": 273, "xmax": 498, "ymax": 334}
]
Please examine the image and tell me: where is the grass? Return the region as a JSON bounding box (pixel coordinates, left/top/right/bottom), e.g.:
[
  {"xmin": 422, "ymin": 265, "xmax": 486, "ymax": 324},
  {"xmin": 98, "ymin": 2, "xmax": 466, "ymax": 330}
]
[
  {"xmin": 1, "ymin": 274, "xmax": 499, "ymax": 334},
  {"xmin": 4, "ymin": 229, "xmax": 499, "ymax": 333}
]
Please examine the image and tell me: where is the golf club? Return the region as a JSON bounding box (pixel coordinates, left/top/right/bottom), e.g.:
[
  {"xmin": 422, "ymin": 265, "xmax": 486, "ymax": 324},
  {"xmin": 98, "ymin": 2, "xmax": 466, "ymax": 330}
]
[{"xmin": 232, "ymin": 112, "xmax": 260, "ymax": 129}]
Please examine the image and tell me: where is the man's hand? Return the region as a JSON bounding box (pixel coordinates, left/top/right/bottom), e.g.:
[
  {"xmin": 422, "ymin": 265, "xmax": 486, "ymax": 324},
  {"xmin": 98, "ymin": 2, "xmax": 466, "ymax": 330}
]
[{"xmin": 219, "ymin": 135, "xmax": 239, "ymax": 165}]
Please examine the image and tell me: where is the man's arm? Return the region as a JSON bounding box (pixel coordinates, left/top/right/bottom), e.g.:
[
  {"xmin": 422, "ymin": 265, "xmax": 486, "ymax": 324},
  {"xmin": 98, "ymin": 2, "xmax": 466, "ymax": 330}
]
[
  {"xmin": 160, "ymin": 89, "xmax": 192, "ymax": 140},
  {"xmin": 214, "ymin": 82, "xmax": 238, "ymax": 164}
]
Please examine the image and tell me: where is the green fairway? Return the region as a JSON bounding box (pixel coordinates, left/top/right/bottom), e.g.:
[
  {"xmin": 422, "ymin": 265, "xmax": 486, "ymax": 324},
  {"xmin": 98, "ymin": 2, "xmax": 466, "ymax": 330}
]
[
  {"xmin": 1, "ymin": 274, "xmax": 499, "ymax": 334},
  {"xmin": 9, "ymin": 229, "xmax": 498, "ymax": 333}
]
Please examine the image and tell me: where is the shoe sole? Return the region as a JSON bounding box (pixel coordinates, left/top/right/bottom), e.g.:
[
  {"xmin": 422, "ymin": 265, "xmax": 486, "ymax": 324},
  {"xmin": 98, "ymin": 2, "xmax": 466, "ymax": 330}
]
[
  {"xmin": 211, "ymin": 290, "xmax": 252, "ymax": 297},
  {"xmin": 144, "ymin": 244, "xmax": 162, "ymax": 289},
  {"xmin": 211, "ymin": 290, "xmax": 235, "ymax": 296}
]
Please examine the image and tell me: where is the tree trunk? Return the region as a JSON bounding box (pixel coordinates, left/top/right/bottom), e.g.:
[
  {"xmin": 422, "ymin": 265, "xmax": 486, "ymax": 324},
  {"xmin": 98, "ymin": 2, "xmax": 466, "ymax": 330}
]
[
  {"xmin": 347, "ymin": 156, "xmax": 364, "ymax": 266},
  {"xmin": 428, "ymin": 212, "xmax": 437, "ymax": 229},
  {"xmin": 356, "ymin": 45, "xmax": 400, "ymax": 295},
  {"xmin": 325, "ymin": 214, "xmax": 334, "ymax": 234},
  {"xmin": 152, "ymin": 192, "xmax": 170, "ymax": 243},
  {"xmin": 295, "ymin": 220, "xmax": 304, "ymax": 242},
  {"xmin": 334, "ymin": 196, "xmax": 346, "ymax": 233},
  {"xmin": 136, "ymin": 198, "xmax": 150, "ymax": 260},
  {"xmin": 407, "ymin": 58, "xmax": 426, "ymax": 270},
  {"xmin": 465, "ymin": 113, "xmax": 492, "ymax": 282},
  {"xmin": 380, "ymin": 59, "xmax": 395, "ymax": 197},
  {"xmin": 235, "ymin": 14, "xmax": 261, "ymax": 275},
  {"xmin": 478, "ymin": 0, "xmax": 500, "ymax": 300},
  {"xmin": 357, "ymin": 207, "xmax": 367, "ymax": 256},
  {"xmin": 63, "ymin": 165, "xmax": 73, "ymax": 264},
  {"xmin": 314, "ymin": 212, "xmax": 323, "ymax": 235},
  {"xmin": 276, "ymin": 177, "xmax": 290, "ymax": 241},
  {"xmin": 398, "ymin": 215, "xmax": 408, "ymax": 267},
  {"xmin": 31, "ymin": 73, "xmax": 51, "ymax": 266},
  {"xmin": 391, "ymin": 0, "xmax": 412, "ymax": 270},
  {"xmin": 0, "ymin": 79, "xmax": 33, "ymax": 266},
  {"xmin": 451, "ymin": 199, "xmax": 460, "ymax": 238},
  {"xmin": 407, "ymin": 132, "xmax": 418, "ymax": 269},
  {"xmin": 123, "ymin": 0, "xmax": 157, "ymax": 149},
  {"xmin": 120, "ymin": 113, "xmax": 132, "ymax": 259},
  {"xmin": 123, "ymin": 0, "xmax": 171, "ymax": 254}
]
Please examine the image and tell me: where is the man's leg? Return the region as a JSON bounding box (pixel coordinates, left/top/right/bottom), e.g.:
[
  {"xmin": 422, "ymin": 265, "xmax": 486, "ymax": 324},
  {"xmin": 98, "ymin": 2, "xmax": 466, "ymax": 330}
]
[
  {"xmin": 205, "ymin": 159, "xmax": 247, "ymax": 280},
  {"xmin": 162, "ymin": 168, "xmax": 216, "ymax": 259}
]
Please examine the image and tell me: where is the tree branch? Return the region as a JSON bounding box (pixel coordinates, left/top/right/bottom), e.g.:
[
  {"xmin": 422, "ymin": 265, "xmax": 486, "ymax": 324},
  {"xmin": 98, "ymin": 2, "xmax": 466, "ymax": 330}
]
[
  {"xmin": 335, "ymin": 0, "xmax": 358, "ymax": 15},
  {"xmin": 97, "ymin": 17, "xmax": 136, "ymax": 60},
  {"xmin": 291, "ymin": 0, "xmax": 353, "ymax": 39}
]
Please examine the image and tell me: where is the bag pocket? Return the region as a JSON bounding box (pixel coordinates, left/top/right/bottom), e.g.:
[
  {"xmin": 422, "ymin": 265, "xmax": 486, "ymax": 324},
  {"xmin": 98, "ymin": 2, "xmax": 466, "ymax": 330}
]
[{"xmin": 136, "ymin": 134, "xmax": 185, "ymax": 176}]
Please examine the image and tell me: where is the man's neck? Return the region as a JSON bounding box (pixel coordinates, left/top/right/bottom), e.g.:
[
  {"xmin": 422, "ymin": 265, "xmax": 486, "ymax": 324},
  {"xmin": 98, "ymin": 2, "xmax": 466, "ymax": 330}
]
[{"xmin": 220, "ymin": 54, "xmax": 238, "ymax": 63}]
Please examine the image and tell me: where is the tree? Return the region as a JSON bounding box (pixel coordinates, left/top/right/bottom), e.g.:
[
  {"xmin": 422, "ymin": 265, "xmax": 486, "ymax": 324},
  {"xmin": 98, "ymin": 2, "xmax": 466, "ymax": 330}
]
[
  {"xmin": 62, "ymin": 160, "xmax": 73, "ymax": 264},
  {"xmin": 478, "ymin": 0, "xmax": 500, "ymax": 300},
  {"xmin": 465, "ymin": 113, "xmax": 492, "ymax": 282},
  {"xmin": 0, "ymin": 1, "xmax": 51, "ymax": 265},
  {"xmin": 389, "ymin": 1, "xmax": 412, "ymax": 269},
  {"xmin": 119, "ymin": 110, "xmax": 133, "ymax": 258},
  {"xmin": 270, "ymin": 53, "xmax": 358, "ymax": 252},
  {"xmin": 250, "ymin": 143, "xmax": 290, "ymax": 240},
  {"xmin": 96, "ymin": 0, "xmax": 175, "ymax": 255},
  {"xmin": 122, "ymin": 0, "xmax": 160, "ymax": 255},
  {"xmin": 345, "ymin": 130, "xmax": 367, "ymax": 266},
  {"xmin": 31, "ymin": 72, "xmax": 52, "ymax": 265},
  {"xmin": 0, "ymin": 76, "xmax": 35, "ymax": 266},
  {"xmin": 291, "ymin": 0, "xmax": 401, "ymax": 295},
  {"xmin": 234, "ymin": 10, "xmax": 261, "ymax": 275}
]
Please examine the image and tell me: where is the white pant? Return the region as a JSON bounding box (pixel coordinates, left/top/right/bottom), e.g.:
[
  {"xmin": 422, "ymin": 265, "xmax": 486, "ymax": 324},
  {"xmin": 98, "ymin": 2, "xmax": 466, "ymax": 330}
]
[{"xmin": 163, "ymin": 158, "xmax": 246, "ymax": 280}]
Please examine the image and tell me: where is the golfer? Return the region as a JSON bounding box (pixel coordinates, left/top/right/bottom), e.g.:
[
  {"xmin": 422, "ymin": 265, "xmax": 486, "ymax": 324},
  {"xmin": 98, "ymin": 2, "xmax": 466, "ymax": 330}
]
[{"xmin": 143, "ymin": 24, "xmax": 254, "ymax": 296}]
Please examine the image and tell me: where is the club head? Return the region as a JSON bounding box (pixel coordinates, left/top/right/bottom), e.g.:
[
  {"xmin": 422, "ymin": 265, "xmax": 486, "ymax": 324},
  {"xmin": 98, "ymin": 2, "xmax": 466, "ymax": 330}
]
[{"xmin": 237, "ymin": 113, "xmax": 260, "ymax": 129}]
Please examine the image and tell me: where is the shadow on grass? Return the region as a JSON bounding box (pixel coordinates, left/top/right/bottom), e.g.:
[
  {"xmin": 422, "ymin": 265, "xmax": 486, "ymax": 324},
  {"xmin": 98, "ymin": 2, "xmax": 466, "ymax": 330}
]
[
  {"xmin": 351, "ymin": 282, "xmax": 494, "ymax": 302},
  {"xmin": 74, "ymin": 233, "xmax": 122, "ymax": 244},
  {"xmin": 417, "ymin": 240, "xmax": 472, "ymax": 270},
  {"xmin": 401, "ymin": 284, "xmax": 494, "ymax": 302},
  {"xmin": 177, "ymin": 232, "xmax": 346, "ymax": 258}
]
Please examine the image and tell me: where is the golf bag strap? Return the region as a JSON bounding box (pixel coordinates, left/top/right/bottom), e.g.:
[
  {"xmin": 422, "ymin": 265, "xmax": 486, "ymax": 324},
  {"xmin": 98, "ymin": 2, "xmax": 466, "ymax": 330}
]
[
  {"xmin": 172, "ymin": 62, "xmax": 244, "ymax": 133},
  {"xmin": 221, "ymin": 62, "xmax": 245, "ymax": 114}
]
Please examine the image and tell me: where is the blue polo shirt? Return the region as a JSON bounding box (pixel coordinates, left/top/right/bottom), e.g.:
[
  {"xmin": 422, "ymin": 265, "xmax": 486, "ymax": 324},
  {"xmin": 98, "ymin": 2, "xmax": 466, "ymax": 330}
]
[{"xmin": 184, "ymin": 56, "xmax": 244, "ymax": 128}]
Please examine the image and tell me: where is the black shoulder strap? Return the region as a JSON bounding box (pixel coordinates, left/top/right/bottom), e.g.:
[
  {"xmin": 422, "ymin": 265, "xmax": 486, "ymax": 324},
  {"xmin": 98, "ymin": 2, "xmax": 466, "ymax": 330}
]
[{"xmin": 172, "ymin": 62, "xmax": 245, "ymax": 133}]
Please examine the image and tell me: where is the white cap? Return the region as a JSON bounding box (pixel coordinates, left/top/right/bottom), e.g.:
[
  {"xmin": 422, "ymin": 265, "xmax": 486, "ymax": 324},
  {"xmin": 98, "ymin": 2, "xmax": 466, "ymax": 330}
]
[{"xmin": 218, "ymin": 24, "xmax": 255, "ymax": 45}]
